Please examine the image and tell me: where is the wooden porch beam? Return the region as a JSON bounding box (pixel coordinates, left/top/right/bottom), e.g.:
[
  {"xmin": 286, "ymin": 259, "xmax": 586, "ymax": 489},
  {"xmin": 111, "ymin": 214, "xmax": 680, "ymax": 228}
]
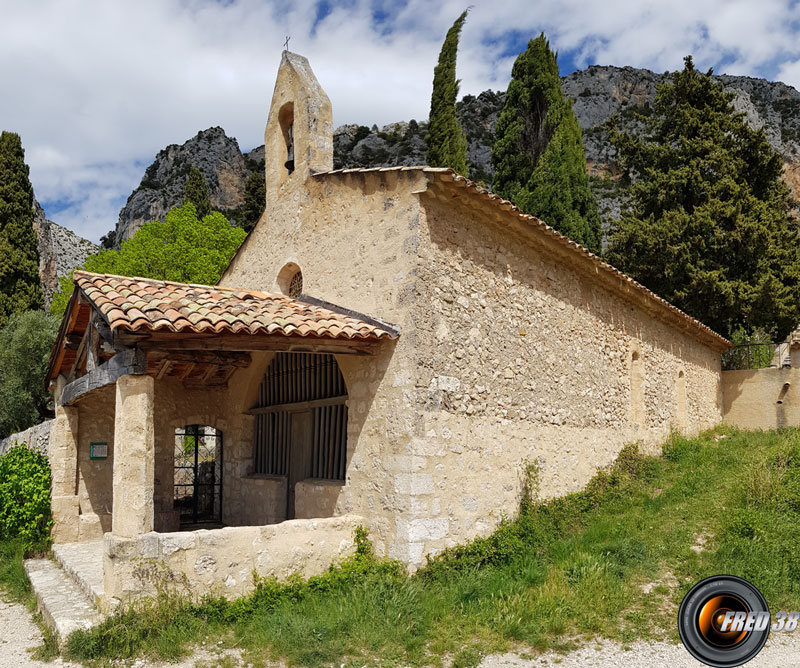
[
  {"xmin": 60, "ymin": 349, "xmax": 148, "ymax": 407},
  {"xmin": 147, "ymin": 349, "xmax": 252, "ymax": 368}
]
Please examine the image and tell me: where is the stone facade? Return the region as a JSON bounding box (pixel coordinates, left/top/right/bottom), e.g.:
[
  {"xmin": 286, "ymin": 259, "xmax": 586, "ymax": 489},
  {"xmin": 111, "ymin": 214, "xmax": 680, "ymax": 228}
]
[{"xmin": 400, "ymin": 192, "xmax": 721, "ymax": 557}]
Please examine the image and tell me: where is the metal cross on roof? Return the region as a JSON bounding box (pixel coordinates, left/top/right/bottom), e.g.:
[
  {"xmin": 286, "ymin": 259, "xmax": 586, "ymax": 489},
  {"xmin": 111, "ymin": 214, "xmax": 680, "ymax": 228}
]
[{"xmin": 283, "ymin": 36, "xmax": 290, "ymax": 50}]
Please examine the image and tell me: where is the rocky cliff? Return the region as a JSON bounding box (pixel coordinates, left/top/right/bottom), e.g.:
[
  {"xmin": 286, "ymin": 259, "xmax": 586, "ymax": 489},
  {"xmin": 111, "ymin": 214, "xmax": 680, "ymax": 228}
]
[
  {"xmin": 114, "ymin": 66, "xmax": 800, "ymax": 243},
  {"xmin": 32, "ymin": 200, "xmax": 97, "ymax": 307},
  {"xmin": 116, "ymin": 127, "xmax": 254, "ymax": 243}
]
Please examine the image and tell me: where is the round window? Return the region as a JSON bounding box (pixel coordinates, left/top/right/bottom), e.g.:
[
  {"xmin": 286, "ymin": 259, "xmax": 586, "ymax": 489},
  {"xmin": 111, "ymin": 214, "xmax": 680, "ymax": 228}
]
[{"xmin": 276, "ymin": 262, "xmax": 303, "ymax": 297}]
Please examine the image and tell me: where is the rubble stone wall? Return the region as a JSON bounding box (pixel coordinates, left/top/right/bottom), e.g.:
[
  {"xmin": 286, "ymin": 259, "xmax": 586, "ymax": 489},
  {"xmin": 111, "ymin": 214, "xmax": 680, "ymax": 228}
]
[
  {"xmin": 395, "ymin": 193, "xmax": 724, "ymax": 564},
  {"xmin": 0, "ymin": 419, "xmax": 52, "ymax": 456}
]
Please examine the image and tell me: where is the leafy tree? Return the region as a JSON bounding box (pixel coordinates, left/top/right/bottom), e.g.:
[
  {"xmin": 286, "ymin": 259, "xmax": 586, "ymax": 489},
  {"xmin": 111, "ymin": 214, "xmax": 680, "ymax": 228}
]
[
  {"xmin": 0, "ymin": 132, "xmax": 43, "ymax": 325},
  {"xmin": 183, "ymin": 166, "xmax": 211, "ymax": 219},
  {"xmin": 491, "ymin": 35, "xmax": 601, "ymax": 252},
  {"xmin": 50, "ymin": 203, "xmax": 246, "ymax": 316},
  {"xmin": 426, "ymin": 9, "xmax": 469, "ymax": 176},
  {"xmin": 237, "ymin": 164, "xmax": 265, "ymax": 232},
  {"xmin": 0, "ymin": 310, "xmax": 58, "ymax": 439},
  {"xmin": 606, "ymin": 56, "xmax": 800, "ymax": 339},
  {"xmin": 722, "ymin": 327, "xmax": 774, "ymax": 370}
]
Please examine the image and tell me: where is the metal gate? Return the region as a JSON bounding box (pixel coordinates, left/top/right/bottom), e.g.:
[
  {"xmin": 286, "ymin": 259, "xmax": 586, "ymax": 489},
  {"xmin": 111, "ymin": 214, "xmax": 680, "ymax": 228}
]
[{"xmin": 174, "ymin": 425, "xmax": 223, "ymax": 526}]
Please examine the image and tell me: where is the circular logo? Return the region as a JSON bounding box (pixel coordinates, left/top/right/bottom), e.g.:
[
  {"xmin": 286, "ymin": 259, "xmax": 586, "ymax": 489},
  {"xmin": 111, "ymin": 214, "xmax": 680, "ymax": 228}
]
[{"xmin": 678, "ymin": 575, "xmax": 770, "ymax": 667}]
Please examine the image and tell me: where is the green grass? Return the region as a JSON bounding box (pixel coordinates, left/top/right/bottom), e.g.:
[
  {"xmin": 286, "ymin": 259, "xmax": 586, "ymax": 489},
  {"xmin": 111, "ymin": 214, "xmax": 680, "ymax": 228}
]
[
  {"xmin": 60, "ymin": 427, "xmax": 800, "ymax": 666},
  {"xmin": 0, "ymin": 537, "xmax": 34, "ymax": 604}
]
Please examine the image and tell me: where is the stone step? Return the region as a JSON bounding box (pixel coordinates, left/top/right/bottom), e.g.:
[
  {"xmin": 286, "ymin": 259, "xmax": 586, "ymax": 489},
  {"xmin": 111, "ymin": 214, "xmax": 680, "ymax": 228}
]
[
  {"xmin": 24, "ymin": 558, "xmax": 103, "ymax": 644},
  {"xmin": 52, "ymin": 540, "xmax": 104, "ymax": 607}
]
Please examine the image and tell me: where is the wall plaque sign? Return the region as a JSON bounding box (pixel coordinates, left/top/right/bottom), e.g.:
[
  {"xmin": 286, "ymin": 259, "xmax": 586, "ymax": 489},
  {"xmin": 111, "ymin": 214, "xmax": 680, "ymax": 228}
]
[{"xmin": 90, "ymin": 442, "xmax": 108, "ymax": 460}]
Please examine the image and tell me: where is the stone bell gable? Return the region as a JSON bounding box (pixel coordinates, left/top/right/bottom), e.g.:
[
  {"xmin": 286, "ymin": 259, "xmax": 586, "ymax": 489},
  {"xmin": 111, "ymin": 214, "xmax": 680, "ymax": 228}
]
[{"xmin": 264, "ymin": 51, "xmax": 334, "ymax": 209}]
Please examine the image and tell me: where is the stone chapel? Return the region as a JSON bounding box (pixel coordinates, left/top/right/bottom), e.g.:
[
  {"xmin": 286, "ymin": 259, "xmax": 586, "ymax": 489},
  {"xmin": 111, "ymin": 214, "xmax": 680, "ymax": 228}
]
[{"xmin": 41, "ymin": 51, "xmax": 727, "ymax": 612}]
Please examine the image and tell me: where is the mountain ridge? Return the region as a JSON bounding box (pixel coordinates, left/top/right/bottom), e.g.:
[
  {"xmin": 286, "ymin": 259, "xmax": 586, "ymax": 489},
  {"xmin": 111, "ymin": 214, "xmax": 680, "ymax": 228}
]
[{"xmin": 112, "ymin": 64, "xmax": 800, "ymax": 246}]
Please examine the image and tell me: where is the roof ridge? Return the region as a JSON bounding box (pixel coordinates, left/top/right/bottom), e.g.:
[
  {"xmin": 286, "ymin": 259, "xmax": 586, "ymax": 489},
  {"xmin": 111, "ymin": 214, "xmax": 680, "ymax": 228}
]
[
  {"xmin": 73, "ymin": 270, "xmax": 281, "ymax": 299},
  {"xmin": 312, "ymin": 165, "xmax": 451, "ymax": 176}
]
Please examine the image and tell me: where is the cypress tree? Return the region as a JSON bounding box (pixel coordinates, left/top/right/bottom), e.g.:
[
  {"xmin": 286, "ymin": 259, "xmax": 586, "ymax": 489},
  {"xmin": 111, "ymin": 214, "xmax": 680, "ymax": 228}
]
[
  {"xmin": 0, "ymin": 132, "xmax": 43, "ymax": 326},
  {"xmin": 238, "ymin": 165, "xmax": 265, "ymax": 232},
  {"xmin": 607, "ymin": 56, "xmax": 800, "ymax": 339},
  {"xmin": 183, "ymin": 166, "xmax": 211, "ymax": 219},
  {"xmin": 426, "ymin": 9, "xmax": 469, "ymax": 177},
  {"xmin": 491, "ymin": 35, "xmax": 601, "ymax": 252}
]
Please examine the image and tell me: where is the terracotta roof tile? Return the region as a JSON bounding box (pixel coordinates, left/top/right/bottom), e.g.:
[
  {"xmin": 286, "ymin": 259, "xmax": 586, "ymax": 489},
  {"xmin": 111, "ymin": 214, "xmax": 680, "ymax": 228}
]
[{"xmin": 72, "ymin": 271, "xmax": 398, "ymax": 341}]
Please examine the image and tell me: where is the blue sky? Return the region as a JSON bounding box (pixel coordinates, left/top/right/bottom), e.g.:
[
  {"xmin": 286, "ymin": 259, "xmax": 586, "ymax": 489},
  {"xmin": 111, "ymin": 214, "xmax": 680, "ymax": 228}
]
[{"xmin": 3, "ymin": 0, "xmax": 800, "ymax": 242}]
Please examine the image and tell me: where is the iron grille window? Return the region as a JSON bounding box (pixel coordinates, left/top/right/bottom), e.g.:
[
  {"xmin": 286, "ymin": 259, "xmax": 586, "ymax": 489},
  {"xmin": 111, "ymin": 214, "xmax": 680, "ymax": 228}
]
[
  {"xmin": 288, "ymin": 270, "xmax": 303, "ymax": 298},
  {"xmin": 253, "ymin": 353, "xmax": 347, "ymax": 480}
]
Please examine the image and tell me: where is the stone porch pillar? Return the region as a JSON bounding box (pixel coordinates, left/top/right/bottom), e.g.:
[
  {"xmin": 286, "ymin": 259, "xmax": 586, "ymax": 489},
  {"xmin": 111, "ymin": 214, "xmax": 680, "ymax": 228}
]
[
  {"xmin": 50, "ymin": 377, "xmax": 80, "ymax": 543},
  {"xmin": 112, "ymin": 374, "xmax": 155, "ymax": 537}
]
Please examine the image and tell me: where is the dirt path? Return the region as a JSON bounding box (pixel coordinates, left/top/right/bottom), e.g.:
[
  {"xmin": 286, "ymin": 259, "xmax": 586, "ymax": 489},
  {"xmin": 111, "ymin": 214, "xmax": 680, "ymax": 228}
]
[
  {"xmin": 0, "ymin": 599, "xmax": 242, "ymax": 668},
  {"xmin": 6, "ymin": 596, "xmax": 800, "ymax": 668},
  {"xmin": 479, "ymin": 634, "xmax": 800, "ymax": 668}
]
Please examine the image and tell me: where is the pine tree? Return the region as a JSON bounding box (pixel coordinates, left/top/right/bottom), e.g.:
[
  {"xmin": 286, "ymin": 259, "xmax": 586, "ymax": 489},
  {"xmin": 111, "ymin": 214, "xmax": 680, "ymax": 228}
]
[
  {"xmin": 491, "ymin": 35, "xmax": 601, "ymax": 252},
  {"xmin": 607, "ymin": 56, "xmax": 800, "ymax": 339},
  {"xmin": 183, "ymin": 166, "xmax": 211, "ymax": 219},
  {"xmin": 426, "ymin": 9, "xmax": 469, "ymax": 176},
  {"xmin": 0, "ymin": 132, "xmax": 43, "ymax": 326}
]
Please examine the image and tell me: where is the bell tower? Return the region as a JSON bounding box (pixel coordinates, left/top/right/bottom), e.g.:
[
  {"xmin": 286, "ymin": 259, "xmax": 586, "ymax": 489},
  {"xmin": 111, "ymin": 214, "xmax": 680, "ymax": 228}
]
[{"xmin": 264, "ymin": 51, "xmax": 333, "ymax": 207}]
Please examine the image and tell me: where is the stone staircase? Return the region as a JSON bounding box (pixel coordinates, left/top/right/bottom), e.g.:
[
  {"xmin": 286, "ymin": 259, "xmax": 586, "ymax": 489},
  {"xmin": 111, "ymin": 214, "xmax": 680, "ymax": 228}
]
[{"xmin": 24, "ymin": 540, "xmax": 105, "ymax": 644}]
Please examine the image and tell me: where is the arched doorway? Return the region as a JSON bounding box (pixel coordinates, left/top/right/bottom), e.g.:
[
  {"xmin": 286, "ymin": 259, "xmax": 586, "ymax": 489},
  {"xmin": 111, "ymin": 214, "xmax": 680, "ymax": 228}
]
[
  {"xmin": 174, "ymin": 425, "xmax": 223, "ymax": 526},
  {"xmin": 251, "ymin": 352, "xmax": 347, "ymax": 519}
]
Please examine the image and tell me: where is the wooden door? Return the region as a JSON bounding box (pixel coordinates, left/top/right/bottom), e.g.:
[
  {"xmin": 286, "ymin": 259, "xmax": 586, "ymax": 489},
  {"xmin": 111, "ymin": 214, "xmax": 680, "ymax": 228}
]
[{"xmin": 287, "ymin": 410, "xmax": 312, "ymax": 519}]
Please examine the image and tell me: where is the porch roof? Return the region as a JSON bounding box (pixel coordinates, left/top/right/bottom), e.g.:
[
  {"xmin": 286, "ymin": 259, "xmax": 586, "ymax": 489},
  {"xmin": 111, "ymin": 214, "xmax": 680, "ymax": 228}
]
[
  {"xmin": 73, "ymin": 271, "xmax": 398, "ymax": 339},
  {"xmin": 47, "ymin": 271, "xmax": 399, "ymax": 389}
]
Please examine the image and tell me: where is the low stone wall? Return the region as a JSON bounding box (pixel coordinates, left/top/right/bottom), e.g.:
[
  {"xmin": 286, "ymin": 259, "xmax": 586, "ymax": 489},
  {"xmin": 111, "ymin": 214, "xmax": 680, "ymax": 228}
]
[
  {"xmin": 0, "ymin": 419, "xmax": 52, "ymax": 456},
  {"xmin": 722, "ymin": 368, "xmax": 800, "ymax": 429},
  {"xmin": 102, "ymin": 514, "xmax": 364, "ymax": 611},
  {"xmin": 225, "ymin": 475, "xmax": 286, "ymax": 526},
  {"xmin": 294, "ymin": 479, "xmax": 343, "ymax": 519}
]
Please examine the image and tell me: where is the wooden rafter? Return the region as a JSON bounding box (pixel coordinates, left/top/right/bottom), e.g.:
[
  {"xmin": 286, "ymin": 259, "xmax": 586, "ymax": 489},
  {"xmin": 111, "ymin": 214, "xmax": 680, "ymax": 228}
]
[{"xmin": 156, "ymin": 360, "xmax": 172, "ymax": 380}]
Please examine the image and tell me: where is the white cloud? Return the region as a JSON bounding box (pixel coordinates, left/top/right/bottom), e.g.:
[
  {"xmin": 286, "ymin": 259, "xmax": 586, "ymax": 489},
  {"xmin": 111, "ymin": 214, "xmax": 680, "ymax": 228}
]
[{"xmin": 2, "ymin": 0, "xmax": 800, "ymax": 241}]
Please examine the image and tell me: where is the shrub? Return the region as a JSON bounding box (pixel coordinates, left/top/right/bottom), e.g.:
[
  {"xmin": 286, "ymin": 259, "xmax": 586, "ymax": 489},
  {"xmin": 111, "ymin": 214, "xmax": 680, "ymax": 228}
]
[
  {"xmin": 0, "ymin": 444, "xmax": 52, "ymax": 547},
  {"xmin": 722, "ymin": 327, "xmax": 775, "ymax": 370}
]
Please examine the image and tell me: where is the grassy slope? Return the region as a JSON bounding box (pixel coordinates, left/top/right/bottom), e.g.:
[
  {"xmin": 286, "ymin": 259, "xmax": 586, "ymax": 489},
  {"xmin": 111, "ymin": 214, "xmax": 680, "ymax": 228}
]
[{"xmin": 23, "ymin": 427, "xmax": 800, "ymax": 666}]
